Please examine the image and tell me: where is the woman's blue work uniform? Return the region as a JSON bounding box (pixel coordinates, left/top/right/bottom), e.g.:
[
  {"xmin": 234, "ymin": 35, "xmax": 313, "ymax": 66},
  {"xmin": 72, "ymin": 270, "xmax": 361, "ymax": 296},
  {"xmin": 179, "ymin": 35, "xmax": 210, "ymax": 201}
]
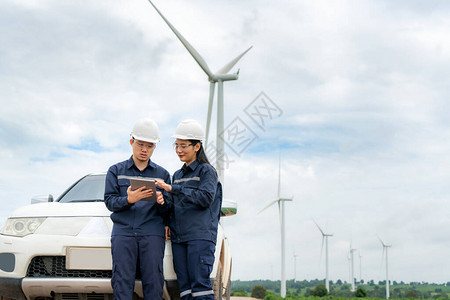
[
  {"xmin": 168, "ymin": 159, "xmax": 222, "ymax": 300},
  {"xmin": 104, "ymin": 156, "xmax": 171, "ymax": 300}
]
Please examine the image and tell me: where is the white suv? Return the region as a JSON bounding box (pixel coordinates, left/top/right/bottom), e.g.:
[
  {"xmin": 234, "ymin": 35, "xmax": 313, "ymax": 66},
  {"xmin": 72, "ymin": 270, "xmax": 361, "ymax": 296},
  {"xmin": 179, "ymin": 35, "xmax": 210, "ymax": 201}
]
[{"xmin": 0, "ymin": 173, "xmax": 235, "ymax": 300}]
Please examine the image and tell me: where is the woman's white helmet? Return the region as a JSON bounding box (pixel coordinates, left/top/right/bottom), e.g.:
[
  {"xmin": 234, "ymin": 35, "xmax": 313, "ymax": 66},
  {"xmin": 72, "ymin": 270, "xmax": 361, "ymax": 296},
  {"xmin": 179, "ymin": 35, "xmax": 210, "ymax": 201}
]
[
  {"xmin": 130, "ymin": 118, "xmax": 160, "ymax": 143},
  {"xmin": 172, "ymin": 119, "xmax": 205, "ymax": 141}
]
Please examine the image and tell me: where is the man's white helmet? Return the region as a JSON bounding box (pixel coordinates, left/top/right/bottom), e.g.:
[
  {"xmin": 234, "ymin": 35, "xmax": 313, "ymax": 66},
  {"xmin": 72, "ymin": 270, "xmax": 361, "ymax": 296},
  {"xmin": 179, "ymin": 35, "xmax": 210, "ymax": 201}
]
[
  {"xmin": 130, "ymin": 118, "xmax": 160, "ymax": 143},
  {"xmin": 172, "ymin": 119, "xmax": 205, "ymax": 141}
]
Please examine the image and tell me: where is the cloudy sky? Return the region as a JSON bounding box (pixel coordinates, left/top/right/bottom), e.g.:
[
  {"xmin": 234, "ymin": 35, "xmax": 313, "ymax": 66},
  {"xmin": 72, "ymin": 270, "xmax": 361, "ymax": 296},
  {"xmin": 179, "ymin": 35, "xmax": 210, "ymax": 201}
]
[{"xmin": 1, "ymin": 0, "xmax": 449, "ymax": 284}]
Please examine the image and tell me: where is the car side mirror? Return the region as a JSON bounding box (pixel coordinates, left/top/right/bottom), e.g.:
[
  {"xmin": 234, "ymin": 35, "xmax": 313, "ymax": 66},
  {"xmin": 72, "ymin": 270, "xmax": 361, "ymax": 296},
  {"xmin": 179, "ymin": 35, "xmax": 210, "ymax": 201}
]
[
  {"xmin": 221, "ymin": 198, "xmax": 237, "ymax": 217},
  {"xmin": 31, "ymin": 194, "xmax": 54, "ymax": 204}
]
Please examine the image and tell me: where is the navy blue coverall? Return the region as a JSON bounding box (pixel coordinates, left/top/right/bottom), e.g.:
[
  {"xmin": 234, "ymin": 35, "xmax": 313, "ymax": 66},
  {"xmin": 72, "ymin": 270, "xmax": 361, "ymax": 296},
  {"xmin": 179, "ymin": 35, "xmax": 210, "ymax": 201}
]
[
  {"xmin": 168, "ymin": 160, "xmax": 222, "ymax": 300},
  {"xmin": 104, "ymin": 156, "xmax": 171, "ymax": 300}
]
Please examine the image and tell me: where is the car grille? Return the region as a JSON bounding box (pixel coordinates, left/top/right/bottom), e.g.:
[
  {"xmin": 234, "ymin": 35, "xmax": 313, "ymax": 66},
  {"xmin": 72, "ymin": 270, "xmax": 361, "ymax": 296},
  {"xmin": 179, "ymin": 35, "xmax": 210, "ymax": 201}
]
[
  {"xmin": 26, "ymin": 256, "xmax": 113, "ymax": 278},
  {"xmin": 55, "ymin": 293, "xmax": 113, "ymax": 300}
]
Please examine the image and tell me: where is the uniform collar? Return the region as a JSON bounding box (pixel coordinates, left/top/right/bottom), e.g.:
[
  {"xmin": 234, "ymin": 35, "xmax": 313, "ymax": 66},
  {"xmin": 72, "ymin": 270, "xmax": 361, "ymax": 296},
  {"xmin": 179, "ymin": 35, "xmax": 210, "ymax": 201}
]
[
  {"xmin": 126, "ymin": 156, "xmax": 156, "ymax": 170},
  {"xmin": 182, "ymin": 159, "xmax": 199, "ymax": 172}
]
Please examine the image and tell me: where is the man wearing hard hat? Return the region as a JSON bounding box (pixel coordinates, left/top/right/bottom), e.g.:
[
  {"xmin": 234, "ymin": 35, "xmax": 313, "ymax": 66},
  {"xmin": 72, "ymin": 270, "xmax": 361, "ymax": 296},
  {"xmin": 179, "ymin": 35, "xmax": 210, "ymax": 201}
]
[{"xmin": 104, "ymin": 118, "xmax": 171, "ymax": 299}]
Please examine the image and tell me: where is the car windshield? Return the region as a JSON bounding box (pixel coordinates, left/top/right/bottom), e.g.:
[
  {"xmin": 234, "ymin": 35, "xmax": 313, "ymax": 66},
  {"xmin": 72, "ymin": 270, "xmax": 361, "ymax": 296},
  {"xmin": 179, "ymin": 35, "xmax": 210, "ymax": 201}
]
[{"xmin": 58, "ymin": 174, "xmax": 106, "ymax": 203}]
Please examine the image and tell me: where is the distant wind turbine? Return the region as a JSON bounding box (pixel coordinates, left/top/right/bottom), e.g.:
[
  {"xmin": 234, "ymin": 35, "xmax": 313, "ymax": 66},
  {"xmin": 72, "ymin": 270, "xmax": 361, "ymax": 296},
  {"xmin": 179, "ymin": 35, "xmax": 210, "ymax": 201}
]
[
  {"xmin": 147, "ymin": 0, "xmax": 252, "ymax": 183},
  {"xmin": 293, "ymin": 249, "xmax": 298, "ymax": 281},
  {"xmin": 378, "ymin": 236, "xmax": 392, "ymax": 299},
  {"xmin": 359, "ymin": 251, "xmax": 363, "ymax": 283},
  {"xmin": 313, "ymin": 220, "xmax": 333, "ymax": 293},
  {"xmin": 349, "ymin": 244, "xmax": 356, "ymax": 292},
  {"xmin": 258, "ymin": 155, "xmax": 293, "ymax": 298}
]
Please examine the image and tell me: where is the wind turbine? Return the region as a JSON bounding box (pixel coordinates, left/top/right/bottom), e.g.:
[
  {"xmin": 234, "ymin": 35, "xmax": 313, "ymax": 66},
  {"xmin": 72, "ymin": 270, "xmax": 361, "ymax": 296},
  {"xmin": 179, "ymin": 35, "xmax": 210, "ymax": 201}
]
[
  {"xmin": 348, "ymin": 244, "xmax": 356, "ymax": 292},
  {"xmin": 313, "ymin": 220, "xmax": 333, "ymax": 293},
  {"xmin": 359, "ymin": 252, "xmax": 363, "ymax": 283},
  {"xmin": 258, "ymin": 156, "xmax": 293, "ymax": 298},
  {"xmin": 293, "ymin": 249, "xmax": 298, "ymax": 281},
  {"xmin": 147, "ymin": 0, "xmax": 252, "ymax": 183},
  {"xmin": 378, "ymin": 236, "xmax": 392, "ymax": 299}
]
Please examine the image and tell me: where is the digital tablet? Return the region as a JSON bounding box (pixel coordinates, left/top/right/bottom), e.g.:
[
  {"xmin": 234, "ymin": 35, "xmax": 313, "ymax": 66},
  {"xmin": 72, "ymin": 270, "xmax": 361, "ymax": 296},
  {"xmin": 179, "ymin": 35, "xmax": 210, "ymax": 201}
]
[{"xmin": 129, "ymin": 177, "xmax": 157, "ymax": 202}]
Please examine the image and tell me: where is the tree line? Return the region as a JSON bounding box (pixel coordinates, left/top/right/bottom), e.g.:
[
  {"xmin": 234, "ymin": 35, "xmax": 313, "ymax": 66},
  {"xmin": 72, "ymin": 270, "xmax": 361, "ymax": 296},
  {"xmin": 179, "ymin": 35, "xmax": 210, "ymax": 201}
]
[{"xmin": 231, "ymin": 279, "xmax": 450, "ymax": 299}]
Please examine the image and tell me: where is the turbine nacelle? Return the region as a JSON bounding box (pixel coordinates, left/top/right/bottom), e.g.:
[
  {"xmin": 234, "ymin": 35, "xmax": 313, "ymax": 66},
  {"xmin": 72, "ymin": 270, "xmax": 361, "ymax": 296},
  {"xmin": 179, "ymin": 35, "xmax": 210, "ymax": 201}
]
[
  {"xmin": 209, "ymin": 72, "xmax": 239, "ymax": 82},
  {"xmin": 280, "ymin": 197, "xmax": 294, "ymax": 202}
]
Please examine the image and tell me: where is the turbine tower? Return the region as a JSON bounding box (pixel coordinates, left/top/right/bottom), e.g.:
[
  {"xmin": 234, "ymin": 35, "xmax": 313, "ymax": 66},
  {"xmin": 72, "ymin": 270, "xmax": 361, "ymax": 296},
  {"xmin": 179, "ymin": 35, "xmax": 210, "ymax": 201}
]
[
  {"xmin": 378, "ymin": 236, "xmax": 392, "ymax": 299},
  {"xmin": 313, "ymin": 220, "xmax": 333, "ymax": 293},
  {"xmin": 349, "ymin": 245, "xmax": 356, "ymax": 292},
  {"xmin": 147, "ymin": 0, "xmax": 252, "ymax": 183},
  {"xmin": 258, "ymin": 155, "xmax": 293, "ymax": 298}
]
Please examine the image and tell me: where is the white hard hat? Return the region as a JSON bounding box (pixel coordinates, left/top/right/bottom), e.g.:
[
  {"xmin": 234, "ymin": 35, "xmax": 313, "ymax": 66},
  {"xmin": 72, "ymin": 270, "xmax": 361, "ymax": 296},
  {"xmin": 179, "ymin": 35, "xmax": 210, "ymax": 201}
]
[
  {"xmin": 130, "ymin": 118, "xmax": 160, "ymax": 143},
  {"xmin": 172, "ymin": 119, "xmax": 205, "ymax": 141}
]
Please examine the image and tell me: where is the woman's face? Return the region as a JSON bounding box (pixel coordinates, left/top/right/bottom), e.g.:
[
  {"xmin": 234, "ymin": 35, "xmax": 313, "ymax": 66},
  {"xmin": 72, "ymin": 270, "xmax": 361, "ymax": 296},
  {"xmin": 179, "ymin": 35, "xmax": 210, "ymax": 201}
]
[{"xmin": 174, "ymin": 139, "xmax": 200, "ymax": 165}]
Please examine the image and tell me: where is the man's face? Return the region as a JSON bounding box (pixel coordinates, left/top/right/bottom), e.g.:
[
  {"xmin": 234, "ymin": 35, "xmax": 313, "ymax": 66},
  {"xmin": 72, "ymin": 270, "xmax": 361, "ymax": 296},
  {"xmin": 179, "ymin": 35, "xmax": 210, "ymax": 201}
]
[{"xmin": 130, "ymin": 139, "xmax": 155, "ymax": 162}]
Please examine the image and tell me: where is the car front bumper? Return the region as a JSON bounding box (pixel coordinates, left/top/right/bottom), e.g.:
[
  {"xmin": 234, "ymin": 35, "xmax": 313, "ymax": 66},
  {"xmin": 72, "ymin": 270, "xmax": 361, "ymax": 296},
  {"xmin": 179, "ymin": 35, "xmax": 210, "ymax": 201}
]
[
  {"xmin": 0, "ymin": 277, "xmax": 181, "ymax": 299},
  {"xmin": 22, "ymin": 278, "xmax": 138, "ymax": 298}
]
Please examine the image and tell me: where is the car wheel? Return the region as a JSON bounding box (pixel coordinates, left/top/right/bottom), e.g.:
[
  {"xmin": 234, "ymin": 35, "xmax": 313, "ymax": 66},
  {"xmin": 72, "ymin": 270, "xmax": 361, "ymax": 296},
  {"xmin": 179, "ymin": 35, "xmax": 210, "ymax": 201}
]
[{"xmin": 213, "ymin": 261, "xmax": 223, "ymax": 300}]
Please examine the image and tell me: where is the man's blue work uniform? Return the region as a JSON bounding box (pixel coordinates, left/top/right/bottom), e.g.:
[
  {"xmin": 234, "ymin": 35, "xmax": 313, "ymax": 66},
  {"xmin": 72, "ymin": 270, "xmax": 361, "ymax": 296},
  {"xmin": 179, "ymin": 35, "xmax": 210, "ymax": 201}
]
[
  {"xmin": 168, "ymin": 159, "xmax": 222, "ymax": 300},
  {"xmin": 104, "ymin": 157, "xmax": 171, "ymax": 300}
]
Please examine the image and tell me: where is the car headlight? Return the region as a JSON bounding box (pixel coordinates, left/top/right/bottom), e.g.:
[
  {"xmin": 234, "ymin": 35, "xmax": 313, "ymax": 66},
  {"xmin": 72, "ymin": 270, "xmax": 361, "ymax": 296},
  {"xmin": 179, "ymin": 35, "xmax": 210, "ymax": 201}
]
[{"xmin": 1, "ymin": 218, "xmax": 46, "ymax": 237}]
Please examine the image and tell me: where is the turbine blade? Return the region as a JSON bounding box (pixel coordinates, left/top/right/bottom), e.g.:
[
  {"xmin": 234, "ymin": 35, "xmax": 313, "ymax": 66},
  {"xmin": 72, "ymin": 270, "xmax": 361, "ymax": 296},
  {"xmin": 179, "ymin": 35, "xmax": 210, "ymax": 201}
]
[
  {"xmin": 313, "ymin": 219, "xmax": 325, "ymax": 236},
  {"xmin": 205, "ymin": 82, "xmax": 215, "ymax": 147},
  {"xmin": 216, "ymin": 46, "xmax": 253, "ymax": 75},
  {"xmin": 147, "ymin": 0, "xmax": 214, "ymax": 79},
  {"xmin": 377, "ymin": 235, "xmax": 387, "ymax": 247},
  {"xmin": 257, "ymin": 199, "xmax": 278, "ymax": 215}
]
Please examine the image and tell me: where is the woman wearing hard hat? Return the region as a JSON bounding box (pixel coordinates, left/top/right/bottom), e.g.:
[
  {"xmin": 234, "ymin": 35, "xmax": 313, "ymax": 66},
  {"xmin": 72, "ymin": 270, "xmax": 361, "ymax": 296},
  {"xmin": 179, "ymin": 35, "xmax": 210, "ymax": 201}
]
[{"xmin": 156, "ymin": 119, "xmax": 222, "ymax": 300}]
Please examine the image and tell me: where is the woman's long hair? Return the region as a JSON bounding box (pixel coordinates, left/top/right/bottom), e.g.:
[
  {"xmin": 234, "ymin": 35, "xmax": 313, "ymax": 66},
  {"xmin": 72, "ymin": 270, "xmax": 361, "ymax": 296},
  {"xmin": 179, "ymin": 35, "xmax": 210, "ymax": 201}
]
[{"xmin": 190, "ymin": 140, "xmax": 211, "ymax": 166}]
